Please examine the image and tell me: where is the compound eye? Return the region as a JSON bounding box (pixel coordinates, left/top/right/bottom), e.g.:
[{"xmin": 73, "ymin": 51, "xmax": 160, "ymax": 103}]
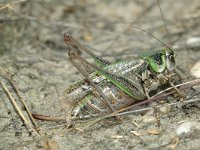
[
  {"xmin": 170, "ymin": 54, "xmax": 175, "ymax": 62},
  {"xmin": 166, "ymin": 54, "xmax": 176, "ymax": 72}
]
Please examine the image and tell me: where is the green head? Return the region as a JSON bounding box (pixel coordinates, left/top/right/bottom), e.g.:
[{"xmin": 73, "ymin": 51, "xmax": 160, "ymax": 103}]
[{"xmin": 143, "ymin": 48, "xmax": 176, "ymax": 73}]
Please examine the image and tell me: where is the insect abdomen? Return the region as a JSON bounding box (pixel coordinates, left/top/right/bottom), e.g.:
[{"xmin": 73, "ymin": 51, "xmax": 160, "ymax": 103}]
[{"xmin": 72, "ymin": 82, "xmax": 137, "ymax": 117}]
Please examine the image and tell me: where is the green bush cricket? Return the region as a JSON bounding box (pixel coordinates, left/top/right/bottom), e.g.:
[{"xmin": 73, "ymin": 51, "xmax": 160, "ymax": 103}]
[
  {"xmin": 61, "ymin": 29, "xmax": 179, "ymax": 126},
  {"xmin": 33, "ymin": 0, "xmax": 183, "ymax": 127}
]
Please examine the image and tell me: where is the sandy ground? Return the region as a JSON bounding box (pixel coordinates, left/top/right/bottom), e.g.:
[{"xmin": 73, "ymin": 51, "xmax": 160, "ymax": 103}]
[{"xmin": 0, "ymin": 0, "xmax": 200, "ymax": 149}]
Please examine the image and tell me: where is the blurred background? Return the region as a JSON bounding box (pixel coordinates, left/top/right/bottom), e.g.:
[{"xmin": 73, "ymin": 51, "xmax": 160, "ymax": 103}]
[{"xmin": 0, "ymin": 0, "xmax": 200, "ymax": 149}]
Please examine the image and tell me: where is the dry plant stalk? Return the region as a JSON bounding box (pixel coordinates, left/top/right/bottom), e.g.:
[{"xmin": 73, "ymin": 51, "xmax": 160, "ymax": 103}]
[{"xmin": 0, "ymin": 67, "xmax": 40, "ymax": 134}]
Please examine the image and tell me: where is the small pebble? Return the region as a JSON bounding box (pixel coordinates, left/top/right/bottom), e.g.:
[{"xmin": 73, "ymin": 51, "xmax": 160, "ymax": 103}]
[
  {"xmin": 186, "ymin": 37, "xmax": 200, "ymax": 46},
  {"xmin": 147, "ymin": 129, "xmax": 161, "ymax": 135},
  {"xmin": 83, "ymin": 33, "xmax": 93, "ymax": 42},
  {"xmin": 159, "ymin": 104, "xmax": 171, "ymax": 115},
  {"xmin": 142, "ymin": 116, "xmax": 156, "ymax": 123},
  {"xmin": 190, "ymin": 61, "xmax": 200, "ymax": 78},
  {"xmin": 176, "ymin": 121, "xmax": 200, "ymax": 136},
  {"xmin": 130, "ymin": 131, "xmax": 143, "ymax": 136},
  {"xmin": 111, "ymin": 135, "xmax": 123, "ymax": 139}
]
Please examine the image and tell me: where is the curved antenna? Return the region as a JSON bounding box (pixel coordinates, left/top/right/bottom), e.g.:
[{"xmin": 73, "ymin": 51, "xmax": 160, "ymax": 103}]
[
  {"xmin": 157, "ymin": 0, "xmax": 173, "ymax": 50},
  {"xmin": 127, "ymin": 25, "xmax": 173, "ymax": 52}
]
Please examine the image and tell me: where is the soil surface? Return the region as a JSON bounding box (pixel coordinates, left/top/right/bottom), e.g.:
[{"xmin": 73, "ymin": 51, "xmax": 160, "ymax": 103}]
[{"xmin": 0, "ymin": 0, "xmax": 200, "ymax": 150}]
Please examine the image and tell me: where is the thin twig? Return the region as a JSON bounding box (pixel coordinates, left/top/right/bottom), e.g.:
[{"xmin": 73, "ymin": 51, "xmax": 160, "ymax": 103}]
[
  {"xmin": 0, "ymin": 0, "xmax": 27, "ymax": 11},
  {"xmin": 0, "ymin": 67, "xmax": 39, "ymax": 131},
  {"xmin": 0, "ymin": 80, "xmax": 40, "ymax": 135},
  {"xmin": 112, "ymin": 78, "xmax": 200, "ymax": 115},
  {"xmin": 9, "ymin": 79, "xmax": 39, "ymax": 130},
  {"xmin": 114, "ymin": 98, "xmax": 200, "ymax": 117}
]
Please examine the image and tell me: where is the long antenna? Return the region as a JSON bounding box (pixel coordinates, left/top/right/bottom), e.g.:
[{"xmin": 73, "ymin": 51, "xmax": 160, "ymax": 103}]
[
  {"xmin": 157, "ymin": 0, "xmax": 172, "ymax": 48},
  {"xmin": 126, "ymin": 25, "xmax": 173, "ymax": 51}
]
